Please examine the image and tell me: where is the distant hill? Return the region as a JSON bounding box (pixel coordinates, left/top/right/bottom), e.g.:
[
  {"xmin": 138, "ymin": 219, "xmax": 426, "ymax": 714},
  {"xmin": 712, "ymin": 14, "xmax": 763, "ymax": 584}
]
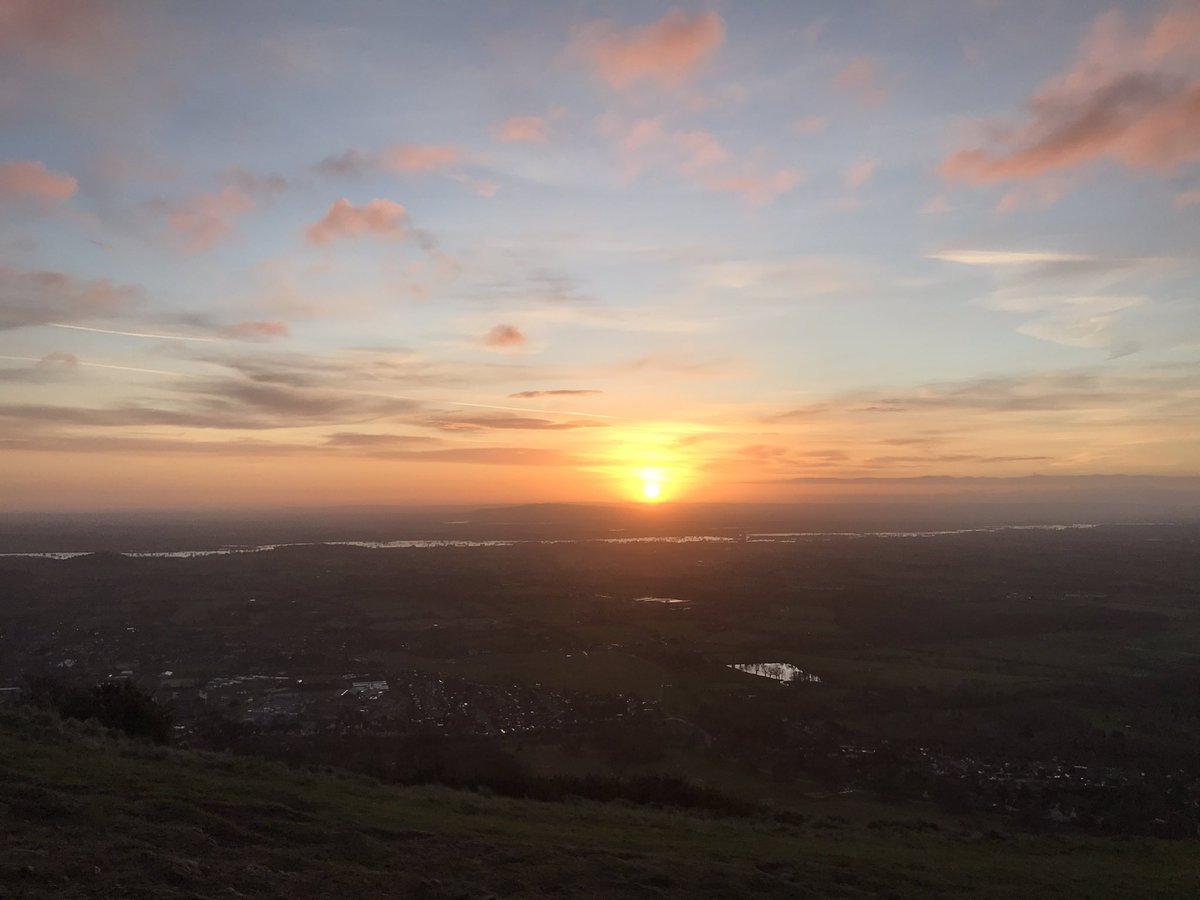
[
  {"xmin": 2, "ymin": 709, "xmax": 1198, "ymax": 899},
  {"xmin": 3, "ymin": 474, "xmax": 1200, "ymax": 553}
]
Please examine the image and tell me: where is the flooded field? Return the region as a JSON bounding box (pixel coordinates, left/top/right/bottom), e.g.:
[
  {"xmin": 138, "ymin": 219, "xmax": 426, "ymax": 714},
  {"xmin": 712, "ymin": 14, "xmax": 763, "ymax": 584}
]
[
  {"xmin": 0, "ymin": 523, "xmax": 1100, "ymax": 559},
  {"xmin": 729, "ymin": 663, "xmax": 822, "ymax": 683}
]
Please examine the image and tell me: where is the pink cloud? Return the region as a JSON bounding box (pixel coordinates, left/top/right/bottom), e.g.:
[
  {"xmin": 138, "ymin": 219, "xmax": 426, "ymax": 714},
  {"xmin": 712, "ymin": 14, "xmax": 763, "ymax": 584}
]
[
  {"xmin": 581, "ymin": 9, "xmax": 725, "ymax": 91},
  {"xmin": 1144, "ymin": 5, "xmax": 1200, "ymax": 61},
  {"xmin": 1175, "ymin": 189, "xmax": 1200, "ymax": 207},
  {"xmin": 0, "ymin": 160, "xmax": 77, "ymax": 203},
  {"xmin": 38, "ymin": 351, "xmax": 79, "ymax": 367},
  {"xmin": 156, "ymin": 168, "xmax": 285, "ymax": 254},
  {"xmin": 794, "ymin": 116, "xmax": 828, "ymax": 135},
  {"xmin": 163, "ymin": 185, "xmax": 254, "ymax": 253},
  {"xmin": 674, "ymin": 130, "xmax": 729, "ymax": 175},
  {"xmin": 604, "ymin": 116, "xmax": 729, "ymax": 181},
  {"xmin": 314, "ymin": 145, "xmax": 480, "ymax": 195},
  {"xmin": 305, "ymin": 198, "xmax": 409, "ymax": 245},
  {"xmin": 380, "ymin": 144, "xmax": 461, "ymax": 173},
  {"xmin": 483, "ymin": 323, "xmax": 527, "ymax": 348},
  {"xmin": 844, "ymin": 160, "xmax": 876, "ymax": 190},
  {"xmin": 452, "ymin": 174, "xmax": 499, "ymax": 197},
  {"xmin": 704, "ymin": 167, "xmax": 801, "ymax": 207},
  {"xmin": 0, "ymin": 0, "xmax": 127, "ymax": 74},
  {"xmin": 602, "ymin": 116, "xmax": 795, "ymax": 206},
  {"xmin": 498, "ymin": 115, "xmax": 550, "ymax": 143},
  {"xmin": 615, "ymin": 117, "xmax": 664, "ymax": 162},
  {"xmin": 832, "ymin": 56, "xmax": 887, "ymax": 107},
  {"xmin": 994, "ymin": 180, "xmax": 1072, "ymax": 214},
  {"xmin": 941, "ymin": 7, "xmax": 1200, "ymax": 184},
  {"xmin": 919, "ymin": 195, "xmax": 951, "ymax": 215}
]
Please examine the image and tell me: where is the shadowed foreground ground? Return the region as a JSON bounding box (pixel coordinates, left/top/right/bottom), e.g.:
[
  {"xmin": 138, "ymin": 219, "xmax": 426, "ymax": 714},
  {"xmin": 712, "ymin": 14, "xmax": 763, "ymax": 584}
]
[{"xmin": 1, "ymin": 710, "xmax": 1198, "ymax": 899}]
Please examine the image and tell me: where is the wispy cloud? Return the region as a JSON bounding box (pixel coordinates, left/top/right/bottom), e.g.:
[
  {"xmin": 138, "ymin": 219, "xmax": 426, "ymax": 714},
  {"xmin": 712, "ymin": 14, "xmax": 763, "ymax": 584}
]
[
  {"xmin": 843, "ymin": 160, "xmax": 876, "ymax": 191},
  {"xmin": 312, "ymin": 143, "xmax": 466, "ymax": 178},
  {"xmin": 220, "ymin": 320, "xmax": 290, "ymax": 340},
  {"xmin": 0, "ymin": 0, "xmax": 134, "ymax": 75},
  {"xmin": 930, "ymin": 247, "xmax": 1172, "ymax": 350},
  {"xmin": 312, "ymin": 148, "xmax": 375, "ymax": 178},
  {"xmin": 793, "ymin": 116, "xmax": 828, "ymax": 135},
  {"xmin": 497, "ymin": 115, "xmax": 550, "ymax": 144},
  {"xmin": 323, "ymin": 432, "xmax": 440, "ymax": 448},
  {"xmin": 930, "ymin": 249, "xmax": 1091, "ymax": 266},
  {"xmin": 0, "ymin": 353, "xmax": 182, "ymax": 379},
  {"xmin": 1174, "ymin": 189, "xmax": 1200, "ymax": 207},
  {"xmin": 702, "ymin": 165, "xmax": 801, "ymax": 207},
  {"xmin": 418, "ymin": 413, "xmax": 608, "ymax": 432},
  {"xmin": 0, "ymin": 159, "xmax": 77, "ymax": 205},
  {"xmin": 832, "ymin": 56, "xmax": 888, "ymax": 107},
  {"xmin": 509, "ymin": 389, "xmax": 603, "ymax": 399},
  {"xmin": 600, "ymin": 116, "xmax": 797, "ymax": 206},
  {"xmin": 941, "ymin": 7, "xmax": 1200, "ymax": 187},
  {"xmin": 0, "ymin": 267, "xmax": 140, "ymax": 330},
  {"xmin": 153, "ymin": 167, "xmax": 286, "ymax": 253},
  {"xmin": 380, "ymin": 143, "xmax": 461, "ymax": 173},
  {"xmin": 692, "ymin": 257, "xmax": 858, "ymax": 301},
  {"xmin": 850, "ymin": 366, "xmax": 1200, "ymax": 416}
]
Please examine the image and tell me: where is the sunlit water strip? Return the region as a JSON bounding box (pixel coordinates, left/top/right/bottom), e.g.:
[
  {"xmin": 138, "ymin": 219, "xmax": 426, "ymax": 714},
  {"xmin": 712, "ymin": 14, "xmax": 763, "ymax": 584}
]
[
  {"xmin": 729, "ymin": 662, "xmax": 822, "ymax": 683},
  {"xmin": 0, "ymin": 524, "xmax": 1101, "ymax": 559}
]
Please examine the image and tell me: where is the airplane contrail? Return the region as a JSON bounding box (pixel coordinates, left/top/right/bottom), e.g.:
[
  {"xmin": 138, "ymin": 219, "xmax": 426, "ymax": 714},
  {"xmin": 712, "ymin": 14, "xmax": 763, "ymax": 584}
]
[
  {"xmin": 0, "ymin": 354, "xmax": 187, "ymax": 378},
  {"xmin": 46, "ymin": 323, "xmax": 226, "ymax": 343}
]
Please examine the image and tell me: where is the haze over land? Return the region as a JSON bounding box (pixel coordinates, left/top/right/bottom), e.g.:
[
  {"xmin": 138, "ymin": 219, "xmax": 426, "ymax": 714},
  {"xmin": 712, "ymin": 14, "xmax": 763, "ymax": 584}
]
[{"xmin": 2, "ymin": 1, "xmax": 1199, "ymax": 510}]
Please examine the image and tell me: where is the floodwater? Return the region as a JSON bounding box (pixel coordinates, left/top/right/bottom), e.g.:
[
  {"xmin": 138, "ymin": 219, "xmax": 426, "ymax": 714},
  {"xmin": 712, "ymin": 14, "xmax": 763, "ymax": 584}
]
[
  {"xmin": 0, "ymin": 523, "xmax": 1100, "ymax": 559},
  {"xmin": 729, "ymin": 662, "xmax": 822, "ymax": 683}
]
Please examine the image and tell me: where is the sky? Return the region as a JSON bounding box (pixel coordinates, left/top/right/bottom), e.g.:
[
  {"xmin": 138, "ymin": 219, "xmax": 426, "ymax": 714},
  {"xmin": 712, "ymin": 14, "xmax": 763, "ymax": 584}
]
[{"xmin": 1, "ymin": 0, "xmax": 1199, "ymax": 511}]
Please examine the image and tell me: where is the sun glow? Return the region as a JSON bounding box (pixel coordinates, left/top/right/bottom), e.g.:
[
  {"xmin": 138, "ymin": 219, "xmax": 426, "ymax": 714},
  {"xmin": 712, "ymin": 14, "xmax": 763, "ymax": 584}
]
[
  {"xmin": 638, "ymin": 467, "xmax": 667, "ymax": 503},
  {"xmin": 594, "ymin": 426, "xmax": 702, "ymax": 504}
]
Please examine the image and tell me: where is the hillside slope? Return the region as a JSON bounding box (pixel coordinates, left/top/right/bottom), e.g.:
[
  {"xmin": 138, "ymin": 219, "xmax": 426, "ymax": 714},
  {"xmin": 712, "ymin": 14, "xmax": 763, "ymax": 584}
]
[{"xmin": 1, "ymin": 711, "xmax": 1197, "ymax": 899}]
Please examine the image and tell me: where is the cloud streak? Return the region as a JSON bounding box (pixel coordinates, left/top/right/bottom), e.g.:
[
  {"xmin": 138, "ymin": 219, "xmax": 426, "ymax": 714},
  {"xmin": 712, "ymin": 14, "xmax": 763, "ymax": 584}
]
[
  {"xmin": 508, "ymin": 389, "xmax": 603, "ymax": 398},
  {"xmin": 418, "ymin": 413, "xmax": 608, "ymax": 432}
]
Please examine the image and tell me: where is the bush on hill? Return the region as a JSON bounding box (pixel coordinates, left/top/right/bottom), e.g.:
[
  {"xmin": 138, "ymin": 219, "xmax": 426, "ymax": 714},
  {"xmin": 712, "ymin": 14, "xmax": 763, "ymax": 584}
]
[{"xmin": 22, "ymin": 675, "xmax": 173, "ymax": 744}]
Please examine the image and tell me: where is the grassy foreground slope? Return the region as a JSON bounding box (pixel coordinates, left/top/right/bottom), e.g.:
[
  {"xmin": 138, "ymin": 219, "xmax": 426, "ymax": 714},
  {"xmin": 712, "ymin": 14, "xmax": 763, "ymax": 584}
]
[{"xmin": 1, "ymin": 711, "xmax": 1197, "ymax": 899}]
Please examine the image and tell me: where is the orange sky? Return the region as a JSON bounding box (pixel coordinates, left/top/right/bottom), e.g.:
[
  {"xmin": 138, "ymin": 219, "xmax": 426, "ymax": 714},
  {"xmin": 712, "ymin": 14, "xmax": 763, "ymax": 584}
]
[{"xmin": 2, "ymin": 3, "xmax": 1199, "ymax": 510}]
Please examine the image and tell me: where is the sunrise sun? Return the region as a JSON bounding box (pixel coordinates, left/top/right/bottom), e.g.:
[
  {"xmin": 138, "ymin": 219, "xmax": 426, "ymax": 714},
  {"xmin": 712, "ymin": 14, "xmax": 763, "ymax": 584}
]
[{"xmin": 638, "ymin": 468, "xmax": 666, "ymax": 503}]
